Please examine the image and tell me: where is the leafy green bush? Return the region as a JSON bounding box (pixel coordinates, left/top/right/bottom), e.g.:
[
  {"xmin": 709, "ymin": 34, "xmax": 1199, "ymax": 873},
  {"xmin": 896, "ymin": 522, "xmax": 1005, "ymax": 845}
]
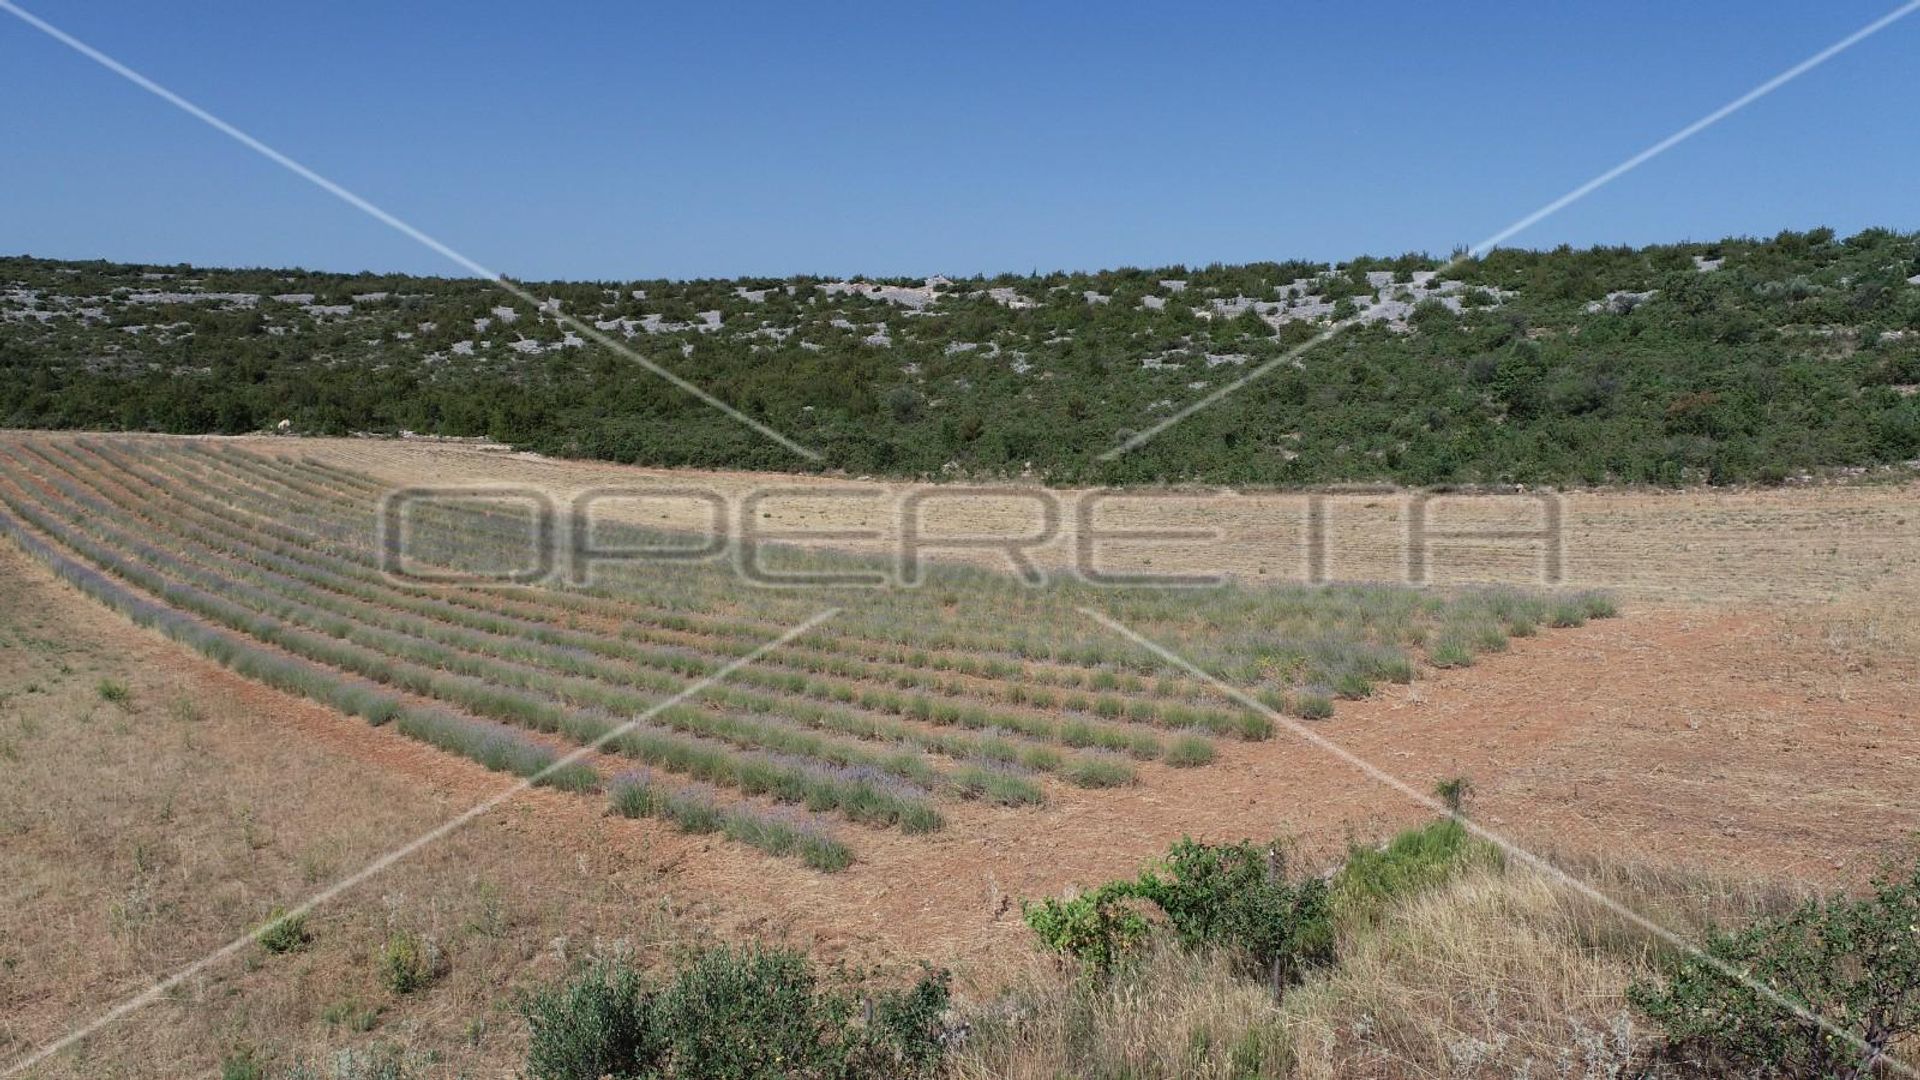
[
  {"xmin": 1132, "ymin": 839, "xmax": 1334, "ymax": 991},
  {"xmin": 1023, "ymin": 884, "xmax": 1152, "ymax": 976},
  {"xmin": 521, "ymin": 947, "xmax": 951, "ymax": 1079},
  {"xmin": 1025, "ymin": 837, "xmax": 1334, "ymax": 993},
  {"xmin": 379, "ymin": 929, "xmax": 439, "ymax": 995},
  {"xmin": 648, "ymin": 946, "xmax": 847, "ymax": 1078},
  {"xmin": 523, "ymin": 959, "xmax": 652, "ymax": 1080},
  {"xmin": 255, "ymin": 908, "xmax": 310, "ymax": 954},
  {"xmin": 1629, "ymin": 857, "xmax": 1920, "ymax": 1078}
]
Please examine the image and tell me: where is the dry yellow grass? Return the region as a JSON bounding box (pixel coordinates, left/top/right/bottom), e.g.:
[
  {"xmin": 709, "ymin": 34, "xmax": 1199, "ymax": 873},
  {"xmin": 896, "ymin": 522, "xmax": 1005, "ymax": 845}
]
[
  {"xmin": 947, "ymin": 943, "xmax": 1291, "ymax": 1080},
  {"xmin": 949, "ymin": 857, "xmax": 1822, "ymax": 1080},
  {"xmin": 219, "ymin": 434, "xmax": 1920, "ymax": 608},
  {"xmin": 0, "ymin": 540, "xmax": 712, "ymax": 1077},
  {"xmin": 1279, "ymin": 868, "xmax": 1650, "ymax": 1079}
]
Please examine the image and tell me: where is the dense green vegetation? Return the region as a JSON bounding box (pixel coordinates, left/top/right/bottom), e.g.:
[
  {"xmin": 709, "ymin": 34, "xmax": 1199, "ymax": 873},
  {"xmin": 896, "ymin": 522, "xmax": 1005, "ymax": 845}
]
[{"xmin": 5, "ymin": 227, "xmax": 1919, "ymax": 485}]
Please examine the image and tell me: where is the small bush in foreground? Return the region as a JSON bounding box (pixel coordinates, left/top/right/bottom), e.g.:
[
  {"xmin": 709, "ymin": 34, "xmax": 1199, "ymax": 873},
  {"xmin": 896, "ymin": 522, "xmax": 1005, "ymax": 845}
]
[
  {"xmin": 1629, "ymin": 856, "xmax": 1920, "ymax": 1078},
  {"xmin": 255, "ymin": 908, "xmax": 310, "ymax": 955},
  {"xmin": 523, "ymin": 960, "xmax": 650, "ymax": 1080},
  {"xmin": 96, "ymin": 677, "xmax": 130, "ymax": 705},
  {"xmin": 1025, "ymin": 838, "xmax": 1334, "ymax": 994},
  {"xmin": 1133, "ymin": 839, "xmax": 1334, "ymax": 994},
  {"xmin": 521, "ymin": 946, "xmax": 951, "ymax": 1079},
  {"xmin": 1023, "ymin": 884, "xmax": 1152, "ymax": 977},
  {"xmin": 379, "ymin": 929, "xmax": 440, "ymax": 995}
]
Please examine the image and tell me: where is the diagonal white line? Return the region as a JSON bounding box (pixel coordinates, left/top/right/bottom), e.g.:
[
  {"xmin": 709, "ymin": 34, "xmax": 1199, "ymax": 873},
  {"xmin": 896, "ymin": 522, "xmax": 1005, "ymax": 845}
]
[
  {"xmin": 0, "ymin": 607, "xmax": 841, "ymax": 1077},
  {"xmin": 1101, "ymin": 0, "xmax": 1920, "ymax": 462},
  {"xmin": 1078, "ymin": 606, "xmax": 1917, "ymax": 1079},
  {"xmin": 0, "ymin": 0, "xmax": 823, "ymax": 463},
  {"xmin": 1471, "ymin": 0, "xmax": 1920, "ymax": 256}
]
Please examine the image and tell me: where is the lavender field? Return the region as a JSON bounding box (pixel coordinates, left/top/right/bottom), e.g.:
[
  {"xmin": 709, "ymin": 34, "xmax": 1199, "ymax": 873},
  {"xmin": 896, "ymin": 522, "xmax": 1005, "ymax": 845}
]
[{"xmin": 0, "ymin": 435, "xmax": 1613, "ymax": 870}]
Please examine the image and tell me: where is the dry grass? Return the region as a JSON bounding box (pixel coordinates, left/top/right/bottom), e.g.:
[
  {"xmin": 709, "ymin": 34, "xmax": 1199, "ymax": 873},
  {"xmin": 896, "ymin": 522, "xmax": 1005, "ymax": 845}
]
[
  {"xmin": 1279, "ymin": 867, "xmax": 1650, "ymax": 1079},
  {"xmin": 947, "ymin": 943, "xmax": 1290, "ymax": 1080},
  {"xmin": 0, "ymin": 541, "xmax": 709, "ymax": 1077},
  {"xmin": 948, "ymin": 855, "xmax": 1822, "ymax": 1080},
  {"xmin": 234, "ymin": 434, "xmax": 1920, "ymax": 607}
]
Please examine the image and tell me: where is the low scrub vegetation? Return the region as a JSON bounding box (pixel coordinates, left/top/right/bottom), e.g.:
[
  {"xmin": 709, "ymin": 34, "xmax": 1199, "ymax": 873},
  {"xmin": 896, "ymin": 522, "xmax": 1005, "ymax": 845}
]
[
  {"xmin": 1630, "ymin": 856, "xmax": 1920, "ymax": 1077},
  {"xmin": 6, "ymin": 227, "xmax": 1919, "ymax": 486}
]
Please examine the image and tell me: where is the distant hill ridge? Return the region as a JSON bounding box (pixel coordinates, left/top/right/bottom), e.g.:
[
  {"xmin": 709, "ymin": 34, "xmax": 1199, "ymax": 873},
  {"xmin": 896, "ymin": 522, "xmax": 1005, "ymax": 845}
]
[{"xmin": 4, "ymin": 226, "xmax": 1918, "ymax": 486}]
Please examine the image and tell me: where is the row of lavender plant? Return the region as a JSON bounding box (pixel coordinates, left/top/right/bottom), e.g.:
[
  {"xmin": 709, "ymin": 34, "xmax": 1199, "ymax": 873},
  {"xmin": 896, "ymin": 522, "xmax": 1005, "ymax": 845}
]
[
  {"xmin": 145, "ymin": 444, "xmax": 1261, "ymax": 738},
  {"xmin": 0, "ymin": 457, "xmax": 946, "ymax": 833},
  {"xmin": 608, "ymin": 770, "xmax": 853, "ymax": 872},
  {"xmin": 53, "ymin": 441, "xmax": 1155, "ymax": 784},
  {"xmin": 171, "ymin": 442, "xmax": 1614, "ymax": 721},
  {"xmin": 209, "ymin": 444, "xmax": 1612, "ymax": 709},
  {"xmin": 183, "ymin": 443, "xmax": 1254, "ymax": 689},
  {"xmin": 0, "ymin": 485, "xmax": 596, "ymax": 791},
  {"xmin": 80, "ymin": 441, "xmax": 1214, "ymax": 760}
]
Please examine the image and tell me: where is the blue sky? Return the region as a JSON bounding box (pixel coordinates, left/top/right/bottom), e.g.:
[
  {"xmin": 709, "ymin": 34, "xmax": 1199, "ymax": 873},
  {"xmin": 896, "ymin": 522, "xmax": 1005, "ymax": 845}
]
[{"xmin": 2, "ymin": 1, "xmax": 1914, "ymax": 280}]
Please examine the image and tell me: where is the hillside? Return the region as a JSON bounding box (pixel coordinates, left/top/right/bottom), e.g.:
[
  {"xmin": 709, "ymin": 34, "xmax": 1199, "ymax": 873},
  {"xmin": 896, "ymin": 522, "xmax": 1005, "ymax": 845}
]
[{"xmin": 4, "ymin": 226, "xmax": 1919, "ymax": 486}]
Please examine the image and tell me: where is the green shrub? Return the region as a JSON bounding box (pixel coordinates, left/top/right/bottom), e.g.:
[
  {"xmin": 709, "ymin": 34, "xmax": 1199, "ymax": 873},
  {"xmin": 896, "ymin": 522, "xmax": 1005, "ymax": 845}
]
[
  {"xmin": 521, "ymin": 948, "xmax": 952, "ymax": 1079},
  {"xmin": 96, "ymin": 677, "xmax": 130, "ymax": 705},
  {"xmin": 1630, "ymin": 857, "xmax": 1920, "ymax": 1078},
  {"xmin": 1295, "ymin": 692, "xmax": 1335, "ymax": 720},
  {"xmin": 380, "ymin": 929, "xmax": 439, "ymax": 995},
  {"xmin": 648, "ymin": 946, "xmax": 845, "ymax": 1077},
  {"xmin": 523, "ymin": 959, "xmax": 652, "ymax": 1080},
  {"xmin": 256, "ymin": 908, "xmax": 310, "ymax": 954},
  {"xmin": 1132, "ymin": 838, "xmax": 1334, "ymax": 992},
  {"xmin": 1023, "ymin": 884, "xmax": 1151, "ymax": 976}
]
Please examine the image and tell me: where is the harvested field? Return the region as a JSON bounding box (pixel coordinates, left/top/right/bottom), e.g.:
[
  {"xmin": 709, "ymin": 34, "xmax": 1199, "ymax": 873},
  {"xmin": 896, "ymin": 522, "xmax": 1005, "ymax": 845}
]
[{"xmin": 231, "ymin": 435, "xmax": 1920, "ymax": 607}]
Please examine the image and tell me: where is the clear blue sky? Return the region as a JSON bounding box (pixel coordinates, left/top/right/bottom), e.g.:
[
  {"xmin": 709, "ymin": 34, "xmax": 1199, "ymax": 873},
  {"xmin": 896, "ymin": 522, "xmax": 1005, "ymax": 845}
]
[{"xmin": 2, "ymin": 1, "xmax": 1914, "ymax": 281}]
